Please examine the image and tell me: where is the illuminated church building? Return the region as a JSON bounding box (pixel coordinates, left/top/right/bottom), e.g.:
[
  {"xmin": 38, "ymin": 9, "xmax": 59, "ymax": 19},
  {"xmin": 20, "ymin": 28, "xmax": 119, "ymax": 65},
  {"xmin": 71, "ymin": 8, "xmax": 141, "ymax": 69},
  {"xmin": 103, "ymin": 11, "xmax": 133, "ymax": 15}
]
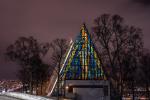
[{"xmin": 47, "ymin": 24, "xmax": 110, "ymax": 100}]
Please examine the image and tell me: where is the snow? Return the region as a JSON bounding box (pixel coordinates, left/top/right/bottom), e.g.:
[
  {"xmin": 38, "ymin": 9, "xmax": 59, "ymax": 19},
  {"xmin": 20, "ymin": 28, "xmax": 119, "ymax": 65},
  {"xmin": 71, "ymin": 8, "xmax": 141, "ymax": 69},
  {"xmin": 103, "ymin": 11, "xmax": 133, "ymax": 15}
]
[{"xmin": 1, "ymin": 92, "xmax": 54, "ymax": 100}]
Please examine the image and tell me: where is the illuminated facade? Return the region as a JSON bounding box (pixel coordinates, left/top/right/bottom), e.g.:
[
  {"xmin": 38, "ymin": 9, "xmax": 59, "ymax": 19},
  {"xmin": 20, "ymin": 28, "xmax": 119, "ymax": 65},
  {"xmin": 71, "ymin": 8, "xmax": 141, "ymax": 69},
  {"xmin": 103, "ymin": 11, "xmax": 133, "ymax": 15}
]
[
  {"xmin": 61, "ymin": 24, "xmax": 105, "ymax": 80},
  {"xmin": 47, "ymin": 24, "xmax": 110, "ymax": 100}
]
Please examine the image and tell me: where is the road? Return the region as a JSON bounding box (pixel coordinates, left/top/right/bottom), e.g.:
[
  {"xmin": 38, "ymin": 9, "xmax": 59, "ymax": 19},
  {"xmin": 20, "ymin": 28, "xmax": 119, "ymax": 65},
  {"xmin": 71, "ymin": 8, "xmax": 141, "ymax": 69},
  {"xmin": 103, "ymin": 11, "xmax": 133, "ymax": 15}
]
[{"xmin": 0, "ymin": 95, "xmax": 21, "ymax": 100}]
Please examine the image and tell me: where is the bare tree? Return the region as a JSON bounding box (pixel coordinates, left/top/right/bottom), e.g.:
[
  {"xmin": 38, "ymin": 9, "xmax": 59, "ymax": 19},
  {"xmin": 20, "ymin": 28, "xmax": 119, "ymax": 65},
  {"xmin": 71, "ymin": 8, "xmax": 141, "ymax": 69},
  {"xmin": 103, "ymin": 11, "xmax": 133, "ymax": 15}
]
[
  {"xmin": 50, "ymin": 38, "xmax": 69, "ymax": 100},
  {"xmin": 140, "ymin": 49, "xmax": 150, "ymax": 99},
  {"xmin": 92, "ymin": 14, "xmax": 143, "ymax": 99},
  {"xmin": 5, "ymin": 36, "xmax": 50, "ymax": 94}
]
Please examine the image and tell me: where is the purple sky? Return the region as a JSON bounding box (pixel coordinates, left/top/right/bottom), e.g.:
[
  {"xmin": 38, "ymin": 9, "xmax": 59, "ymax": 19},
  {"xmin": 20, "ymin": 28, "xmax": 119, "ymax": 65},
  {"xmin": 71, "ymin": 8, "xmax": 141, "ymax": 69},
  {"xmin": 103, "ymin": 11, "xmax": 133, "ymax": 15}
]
[{"xmin": 0, "ymin": 0, "xmax": 150, "ymax": 79}]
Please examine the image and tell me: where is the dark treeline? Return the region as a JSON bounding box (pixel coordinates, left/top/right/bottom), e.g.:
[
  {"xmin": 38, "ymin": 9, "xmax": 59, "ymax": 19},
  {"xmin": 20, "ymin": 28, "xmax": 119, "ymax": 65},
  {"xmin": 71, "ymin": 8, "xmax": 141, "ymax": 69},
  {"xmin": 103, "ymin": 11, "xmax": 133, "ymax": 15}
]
[
  {"xmin": 92, "ymin": 14, "xmax": 150, "ymax": 99},
  {"xmin": 49, "ymin": 38, "xmax": 69, "ymax": 100},
  {"xmin": 5, "ymin": 36, "xmax": 51, "ymax": 95},
  {"xmin": 5, "ymin": 36, "xmax": 69, "ymax": 96}
]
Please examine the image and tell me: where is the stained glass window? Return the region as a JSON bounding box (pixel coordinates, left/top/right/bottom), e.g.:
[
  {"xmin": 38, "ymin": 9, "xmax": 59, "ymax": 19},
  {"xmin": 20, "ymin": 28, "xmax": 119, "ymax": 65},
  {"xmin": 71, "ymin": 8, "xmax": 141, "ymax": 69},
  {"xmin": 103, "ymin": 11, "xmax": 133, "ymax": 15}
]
[{"xmin": 61, "ymin": 24, "xmax": 105, "ymax": 80}]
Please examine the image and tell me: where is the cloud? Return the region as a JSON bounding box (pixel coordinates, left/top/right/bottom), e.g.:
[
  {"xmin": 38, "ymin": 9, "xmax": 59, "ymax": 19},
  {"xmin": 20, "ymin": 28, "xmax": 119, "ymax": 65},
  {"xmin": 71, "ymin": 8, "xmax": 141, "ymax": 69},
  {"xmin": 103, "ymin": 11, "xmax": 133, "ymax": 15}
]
[
  {"xmin": 132, "ymin": 0, "xmax": 150, "ymax": 6},
  {"xmin": 0, "ymin": 0, "xmax": 150, "ymax": 79}
]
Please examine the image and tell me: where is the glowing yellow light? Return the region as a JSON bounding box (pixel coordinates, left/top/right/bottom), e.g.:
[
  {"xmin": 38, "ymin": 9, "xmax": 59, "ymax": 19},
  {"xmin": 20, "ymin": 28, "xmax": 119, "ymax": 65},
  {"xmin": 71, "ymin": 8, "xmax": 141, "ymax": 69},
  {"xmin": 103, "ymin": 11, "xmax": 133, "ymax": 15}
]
[{"xmin": 65, "ymin": 86, "xmax": 69, "ymax": 90}]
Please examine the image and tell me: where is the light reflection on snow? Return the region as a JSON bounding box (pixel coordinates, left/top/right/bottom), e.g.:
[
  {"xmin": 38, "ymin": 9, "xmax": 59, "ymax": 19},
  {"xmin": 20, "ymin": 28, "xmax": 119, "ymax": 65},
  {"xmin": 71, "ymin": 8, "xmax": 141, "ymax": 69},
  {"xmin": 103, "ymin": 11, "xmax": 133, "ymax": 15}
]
[{"xmin": 1, "ymin": 92, "xmax": 54, "ymax": 100}]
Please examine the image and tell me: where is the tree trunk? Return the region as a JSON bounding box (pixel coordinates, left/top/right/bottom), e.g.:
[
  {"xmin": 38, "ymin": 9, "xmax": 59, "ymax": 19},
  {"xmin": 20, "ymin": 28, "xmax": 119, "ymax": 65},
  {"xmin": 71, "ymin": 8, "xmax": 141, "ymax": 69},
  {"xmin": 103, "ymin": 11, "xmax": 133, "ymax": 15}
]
[
  {"xmin": 36, "ymin": 82, "xmax": 38, "ymax": 95},
  {"xmin": 120, "ymin": 65, "xmax": 123, "ymax": 100},
  {"xmin": 57, "ymin": 63, "xmax": 61, "ymax": 100},
  {"xmin": 146, "ymin": 81, "xmax": 150, "ymax": 99},
  {"xmin": 41, "ymin": 81, "xmax": 43, "ymax": 95},
  {"xmin": 29, "ymin": 72, "xmax": 33, "ymax": 94},
  {"xmin": 120, "ymin": 79, "xmax": 123, "ymax": 100},
  {"xmin": 29, "ymin": 81, "xmax": 32, "ymax": 94},
  {"xmin": 57, "ymin": 73, "xmax": 60, "ymax": 100},
  {"xmin": 131, "ymin": 81, "xmax": 135, "ymax": 100}
]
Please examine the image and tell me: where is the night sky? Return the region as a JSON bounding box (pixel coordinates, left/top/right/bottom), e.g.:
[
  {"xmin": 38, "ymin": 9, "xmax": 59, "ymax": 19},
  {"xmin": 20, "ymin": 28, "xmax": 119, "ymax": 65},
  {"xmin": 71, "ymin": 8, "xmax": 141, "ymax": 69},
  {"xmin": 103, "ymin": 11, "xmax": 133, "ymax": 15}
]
[{"xmin": 0, "ymin": 0, "xmax": 150, "ymax": 79}]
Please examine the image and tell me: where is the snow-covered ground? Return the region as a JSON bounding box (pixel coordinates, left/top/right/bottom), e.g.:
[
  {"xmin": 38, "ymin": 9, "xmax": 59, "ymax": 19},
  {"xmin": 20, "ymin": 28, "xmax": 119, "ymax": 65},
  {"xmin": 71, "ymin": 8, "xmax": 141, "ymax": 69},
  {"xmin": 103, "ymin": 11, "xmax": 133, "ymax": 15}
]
[{"xmin": 1, "ymin": 92, "xmax": 54, "ymax": 100}]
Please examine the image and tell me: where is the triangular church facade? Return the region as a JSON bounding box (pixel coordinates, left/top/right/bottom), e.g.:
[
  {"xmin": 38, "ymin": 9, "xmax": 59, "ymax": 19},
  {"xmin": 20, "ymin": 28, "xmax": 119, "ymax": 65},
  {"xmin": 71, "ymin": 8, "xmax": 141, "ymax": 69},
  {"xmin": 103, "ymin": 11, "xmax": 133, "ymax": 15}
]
[
  {"xmin": 47, "ymin": 24, "xmax": 110, "ymax": 100},
  {"xmin": 61, "ymin": 24, "xmax": 105, "ymax": 80}
]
